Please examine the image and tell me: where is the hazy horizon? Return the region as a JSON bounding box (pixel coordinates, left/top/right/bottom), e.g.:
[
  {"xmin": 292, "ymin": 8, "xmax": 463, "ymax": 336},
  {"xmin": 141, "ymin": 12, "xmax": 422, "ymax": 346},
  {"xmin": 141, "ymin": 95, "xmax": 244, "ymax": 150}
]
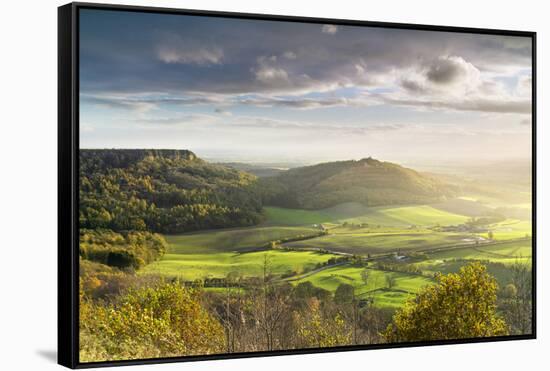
[
  {"xmin": 80, "ymin": 9, "xmax": 532, "ymax": 163},
  {"xmin": 79, "ymin": 146, "xmax": 532, "ymax": 172}
]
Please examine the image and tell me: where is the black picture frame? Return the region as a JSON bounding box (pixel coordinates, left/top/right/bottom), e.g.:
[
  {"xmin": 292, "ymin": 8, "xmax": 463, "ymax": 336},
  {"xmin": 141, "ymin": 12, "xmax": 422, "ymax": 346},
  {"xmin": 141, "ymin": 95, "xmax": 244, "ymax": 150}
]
[{"xmin": 58, "ymin": 2, "xmax": 537, "ymax": 368}]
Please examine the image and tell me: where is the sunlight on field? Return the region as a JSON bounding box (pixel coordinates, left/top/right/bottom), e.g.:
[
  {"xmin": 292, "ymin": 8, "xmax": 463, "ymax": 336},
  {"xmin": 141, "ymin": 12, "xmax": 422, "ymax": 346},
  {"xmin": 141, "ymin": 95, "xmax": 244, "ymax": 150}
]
[
  {"xmin": 140, "ymin": 201, "xmax": 531, "ymax": 310},
  {"xmin": 487, "ymin": 219, "xmax": 532, "ymax": 240},
  {"xmin": 379, "ymin": 205, "xmax": 469, "ymax": 226},
  {"xmin": 141, "ymin": 250, "xmax": 338, "ymax": 280},
  {"xmin": 425, "ymin": 239, "xmax": 532, "ymax": 264},
  {"xmin": 266, "ymin": 203, "xmax": 470, "ymax": 228},
  {"xmin": 292, "ymin": 265, "xmax": 434, "ymax": 308},
  {"xmin": 283, "ymin": 228, "xmax": 469, "ymax": 255}
]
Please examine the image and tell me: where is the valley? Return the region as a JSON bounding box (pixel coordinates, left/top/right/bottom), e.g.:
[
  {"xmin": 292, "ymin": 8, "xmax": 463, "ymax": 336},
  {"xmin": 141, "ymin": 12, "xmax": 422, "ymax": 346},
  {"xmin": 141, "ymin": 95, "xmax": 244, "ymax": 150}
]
[
  {"xmin": 78, "ymin": 149, "xmax": 533, "ymax": 361},
  {"xmin": 141, "ymin": 198, "xmax": 532, "ymax": 309}
]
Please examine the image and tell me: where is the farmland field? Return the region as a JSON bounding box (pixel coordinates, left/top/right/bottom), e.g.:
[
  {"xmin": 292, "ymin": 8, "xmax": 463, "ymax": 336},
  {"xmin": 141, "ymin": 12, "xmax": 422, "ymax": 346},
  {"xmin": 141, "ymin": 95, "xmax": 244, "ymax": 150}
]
[
  {"xmin": 282, "ymin": 228, "xmax": 470, "ymax": 255},
  {"xmin": 142, "ymin": 199, "xmax": 532, "ymax": 310},
  {"xmin": 487, "ymin": 219, "xmax": 532, "ymax": 240},
  {"xmin": 165, "ymin": 225, "xmax": 321, "ymax": 254},
  {"xmin": 422, "ymin": 238, "xmax": 532, "ymax": 265},
  {"xmin": 264, "ymin": 203, "xmax": 469, "ymax": 227},
  {"xmin": 290, "ymin": 265, "xmax": 434, "ymax": 308},
  {"xmin": 140, "ymin": 225, "xmax": 335, "ymax": 279},
  {"xmin": 141, "ymin": 249, "xmax": 338, "ymax": 280},
  {"xmin": 263, "ymin": 207, "xmax": 334, "ymax": 226}
]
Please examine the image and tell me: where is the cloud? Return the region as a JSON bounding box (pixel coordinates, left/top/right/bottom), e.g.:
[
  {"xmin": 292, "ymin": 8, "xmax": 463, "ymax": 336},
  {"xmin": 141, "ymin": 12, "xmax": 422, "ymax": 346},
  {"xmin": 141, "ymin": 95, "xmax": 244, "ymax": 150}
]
[
  {"xmin": 283, "ymin": 51, "xmax": 297, "ymax": 59},
  {"xmin": 81, "ymin": 93, "xmax": 230, "ymax": 111},
  {"xmin": 214, "ymin": 107, "xmax": 232, "ymax": 116},
  {"xmin": 516, "ymin": 75, "xmax": 532, "ymax": 97},
  {"xmin": 391, "ymin": 55, "xmax": 532, "ymax": 114},
  {"xmin": 426, "ymin": 56, "xmax": 477, "ymax": 85},
  {"xmin": 82, "ymin": 95, "xmax": 156, "ymax": 113},
  {"xmin": 383, "ymin": 96, "xmax": 531, "ymax": 114},
  {"xmin": 321, "ymin": 24, "xmax": 338, "ymax": 34},
  {"xmin": 400, "ymin": 78, "xmax": 428, "ymax": 94},
  {"xmin": 254, "ymin": 65, "xmax": 289, "ymax": 84},
  {"xmin": 81, "ymin": 123, "xmax": 95, "ymax": 133},
  {"xmin": 134, "ymin": 114, "xmax": 216, "ymax": 125},
  {"xmin": 80, "ymin": 12, "xmax": 533, "ymax": 116},
  {"xmin": 157, "ymin": 46, "xmax": 223, "ymax": 65},
  {"xmin": 239, "ymin": 96, "xmax": 349, "ymax": 109},
  {"xmin": 226, "ymin": 115, "xmax": 406, "ymax": 135},
  {"xmin": 156, "ymin": 33, "xmax": 223, "ymax": 65},
  {"xmin": 400, "ymin": 56, "xmax": 482, "ymax": 95}
]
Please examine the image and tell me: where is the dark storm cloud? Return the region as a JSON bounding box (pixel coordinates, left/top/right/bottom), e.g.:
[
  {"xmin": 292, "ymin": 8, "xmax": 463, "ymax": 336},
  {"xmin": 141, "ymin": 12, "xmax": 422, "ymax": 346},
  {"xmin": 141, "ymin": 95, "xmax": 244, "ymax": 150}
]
[
  {"xmin": 426, "ymin": 57, "xmax": 466, "ymax": 84},
  {"xmin": 80, "ymin": 9, "xmax": 532, "ymax": 113},
  {"xmin": 400, "ymin": 78, "xmax": 428, "ymax": 93}
]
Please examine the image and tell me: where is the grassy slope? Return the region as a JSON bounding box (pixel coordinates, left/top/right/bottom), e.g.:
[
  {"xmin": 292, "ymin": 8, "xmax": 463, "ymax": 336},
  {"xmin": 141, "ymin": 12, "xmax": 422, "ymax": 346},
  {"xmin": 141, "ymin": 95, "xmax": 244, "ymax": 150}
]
[
  {"xmin": 292, "ymin": 265, "xmax": 433, "ymax": 308},
  {"xmin": 265, "ymin": 202, "xmax": 469, "ymax": 227},
  {"xmin": 141, "ymin": 250, "xmax": 337, "ymax": 280},
  {"xmin": 263, "ymin": 207, "xmax": 334, "ymax": 226},
  {"xmin": 488, "ymin": 219, "xmax": 532, "ymax": 240},
  {"xmin": 422, "ymin": 239, "xmax": 532, "ymax": 265},
  {"xmin": 283, "ymin": 226, "xmax": 469, "ymax": 256},
  {"xmin": 167, "ymin": 226, "xmax": 319, "ymax": 254},
  {"xmin": 141, "ymin": 225, "xmax": 337, "ymax": 280},
  {"xmin": 378, "ymin": 205, "xmax": 468, "ymax": 226}
]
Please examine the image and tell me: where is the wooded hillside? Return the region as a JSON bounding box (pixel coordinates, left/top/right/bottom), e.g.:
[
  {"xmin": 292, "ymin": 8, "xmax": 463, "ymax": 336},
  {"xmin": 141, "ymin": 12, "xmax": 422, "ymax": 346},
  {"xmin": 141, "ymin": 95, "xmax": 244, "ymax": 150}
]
[{"xmin": 260, "ymin": 157, "xmax": 457, "ymax": 209}]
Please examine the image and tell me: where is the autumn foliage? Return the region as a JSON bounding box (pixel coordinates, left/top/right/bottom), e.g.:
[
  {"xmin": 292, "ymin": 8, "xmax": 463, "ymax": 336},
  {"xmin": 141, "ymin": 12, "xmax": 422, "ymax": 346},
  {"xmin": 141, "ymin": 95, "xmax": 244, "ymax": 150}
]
[
  {"xmin": 383, "ymin": 262, "xmax": 508, "ymax": 342},
  {"xmin": 80, "ymin": 282, "xmax": 225, "ymax": 362}
]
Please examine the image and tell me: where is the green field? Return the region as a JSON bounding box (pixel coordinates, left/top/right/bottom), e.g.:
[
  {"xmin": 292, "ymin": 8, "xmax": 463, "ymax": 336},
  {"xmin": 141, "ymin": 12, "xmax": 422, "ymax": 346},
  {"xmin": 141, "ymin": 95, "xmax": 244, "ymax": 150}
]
[
  {"xmin": 141, "ymin": 225, "xmax": 336, "ymax": 280},
  {"xmin": 264, "ymin": 203, "xmax": 469, "ymax": 227},
  {"xmin": 141, "ymin": 249, "xmax": 338, "ymax": 280},
  {"xmin": 166, "ymin": 225, "xmax": 319, "ymax": 254},
  {"xmin": 264, "ymin": 207, "xmax": 334, "ymax": 226},
  {"xmin": 488, "ymin": 219, "xmax": 532, "ymax": 240},
  {"xmin": 142, "ymin": 200, "xmax": 532, "ymax": 310},
  {"xmin": 423, "ymin": 239, "xmax": 532, "ymax": 265},
  {"xmin": 291, "ymin": 265, "xmax": 434, "ymax": 308},
  {"xmin": 376, "ymin": 205, "xmax": 469, "ymax": 226},
  {"xmin": 283, "ymin": 228, "xmax": 470, "ymax": 255}
]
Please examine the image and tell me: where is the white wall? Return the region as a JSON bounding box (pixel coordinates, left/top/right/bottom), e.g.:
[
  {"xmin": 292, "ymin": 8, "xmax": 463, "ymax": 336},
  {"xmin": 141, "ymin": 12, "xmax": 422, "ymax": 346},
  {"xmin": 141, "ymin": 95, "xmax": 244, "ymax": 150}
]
[{"xmin": 0, "ymin": 0, "xmax": 545, "ymax": 369}]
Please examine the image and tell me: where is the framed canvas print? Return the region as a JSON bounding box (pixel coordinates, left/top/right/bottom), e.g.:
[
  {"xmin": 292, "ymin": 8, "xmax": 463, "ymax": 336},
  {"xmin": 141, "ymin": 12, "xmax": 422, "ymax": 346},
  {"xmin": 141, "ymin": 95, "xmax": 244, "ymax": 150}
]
[{"xmin": 58, "ymin": 2, "xmax": 536, "ymax": 368}]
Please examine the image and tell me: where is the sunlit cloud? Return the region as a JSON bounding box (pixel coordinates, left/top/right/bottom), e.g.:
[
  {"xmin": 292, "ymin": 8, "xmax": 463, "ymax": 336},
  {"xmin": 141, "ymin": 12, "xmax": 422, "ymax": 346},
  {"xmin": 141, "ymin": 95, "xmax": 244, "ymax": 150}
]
[{"xmin": 321, "ymin": 24, "xmax": 338, "ymax": 34}]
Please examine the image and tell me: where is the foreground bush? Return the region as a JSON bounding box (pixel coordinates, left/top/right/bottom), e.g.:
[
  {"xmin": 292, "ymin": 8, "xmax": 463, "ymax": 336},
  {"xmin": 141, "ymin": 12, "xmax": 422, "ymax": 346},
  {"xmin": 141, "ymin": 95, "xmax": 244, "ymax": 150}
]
[
  {"xmin": 383, "ymin": 262, "xmax": 508, "ymax": 342},
  {"xmin": 80, "ymin": 282, "xmax": 225, "ymax": 362}
]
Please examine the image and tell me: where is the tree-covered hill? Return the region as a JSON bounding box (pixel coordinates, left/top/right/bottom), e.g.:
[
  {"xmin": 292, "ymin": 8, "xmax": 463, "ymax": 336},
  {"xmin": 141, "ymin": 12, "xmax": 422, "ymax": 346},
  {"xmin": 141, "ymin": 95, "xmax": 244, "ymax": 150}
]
[
  {"xmin": 260, "ymin": 157, "xmax": 458, "ymax": 209},
  {"xmin": 79, "ymin": 149, "xmax": 263, "ymax": 235}
]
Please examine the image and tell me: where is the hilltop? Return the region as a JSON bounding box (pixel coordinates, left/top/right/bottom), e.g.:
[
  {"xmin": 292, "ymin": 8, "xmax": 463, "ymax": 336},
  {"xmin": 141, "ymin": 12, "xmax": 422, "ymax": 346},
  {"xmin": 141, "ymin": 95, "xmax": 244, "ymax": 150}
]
[
  {"xmin": 259, "ymin": 157, "xmax": 457, "ymax": 209},
  {"xmin": 79, "ymin": 149, "xmax": 263, "ymax": 234}
]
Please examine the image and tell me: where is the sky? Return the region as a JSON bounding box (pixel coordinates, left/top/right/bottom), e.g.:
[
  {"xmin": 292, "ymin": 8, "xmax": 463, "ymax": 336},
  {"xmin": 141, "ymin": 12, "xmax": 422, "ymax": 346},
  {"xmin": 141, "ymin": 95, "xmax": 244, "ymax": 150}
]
[{"xmin": 79, "ymin": 9, "xmax": 533, "ymax": 165}]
